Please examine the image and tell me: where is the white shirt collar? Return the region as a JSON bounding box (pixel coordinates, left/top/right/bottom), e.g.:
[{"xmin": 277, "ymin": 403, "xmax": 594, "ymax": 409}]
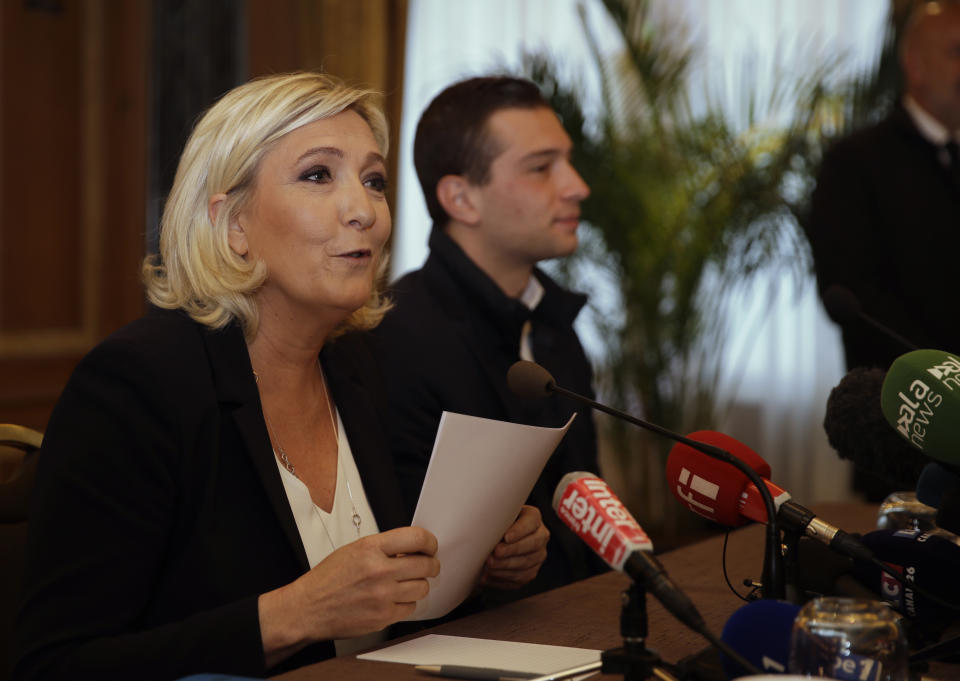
[
  {"xmin": 904, "ymin": 95, "xmax": 955, "ymax": 145},
  {"xmin": 518, "ymin": 274, "xmax": 545, "ymax": 311}
]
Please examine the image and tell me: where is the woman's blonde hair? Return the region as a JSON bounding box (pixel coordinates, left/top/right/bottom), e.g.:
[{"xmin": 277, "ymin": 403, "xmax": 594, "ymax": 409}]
[{"xmin": 142, "ymin": 71, "xmax": 391, "ymax": 340}]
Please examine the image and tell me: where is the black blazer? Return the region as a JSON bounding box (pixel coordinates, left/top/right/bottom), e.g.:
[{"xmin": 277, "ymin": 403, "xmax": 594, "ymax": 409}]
[
  {"xmin": 13, "ymin": 307, "xmax": 407, "ymax": 681},
  {"xmin": 806, "ymin": 104, "xmax": 960, "ymax": 370}
]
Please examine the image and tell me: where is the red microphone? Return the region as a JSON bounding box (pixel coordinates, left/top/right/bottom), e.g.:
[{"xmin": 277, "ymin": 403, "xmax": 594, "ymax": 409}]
[
  {"xmin": 552, "ymin": 471, "xmax": 765, "ymax": 676},
  {"xmin": 665, "ymin": 431, "xmax": 772, "ymax": 527},
  {"xmin": 552, "ymin": 472, "xmax": 706, "ymax": 631},
  {"xmin": 666, "ymin": 431, "xmax": 874, "ymax": 562},
  {"xmin": 738, "ymin": 479, "xmax": 793, "ymax": 524},
  {"xmin": 553, "ymin": 471, "xmax": 653, "ymax": 569}
]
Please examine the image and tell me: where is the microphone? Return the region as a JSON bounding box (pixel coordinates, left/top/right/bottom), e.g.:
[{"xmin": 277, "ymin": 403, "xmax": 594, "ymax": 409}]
[
  {"xmin": 552, "ymin": 471, "xmax": 702, "ymax": 631},
  {"xmin": 666, "ymin": 431, "xmax": 875, "ymax": 563},
  {"xmin": 789, "ymin": 535, "xmax": 960, "ymax": 662},
  {"xmin": 823, "ymin": 367, "xmax": 928, "ymax": 490},
  {"xmin": 507, "ymin": 361, "xmax": 759, "ymax": 468},
  {"xmin": 508, "ymin": 360, "xmax": 785, "ymax": 599},
  {"xmin": 720, "ymin": 599, "xmax": 801, "ymax": 678},
  {"xmin": 664, "ymin": 430, "xmax": 770, "ymax": 529},
  {"xmin": 916, "ymin": 462, "xmax": 960, "ymax": 510},
  {"xmin": 851, "ymin": 528, "xmax": 960, "ymax": 665},
  {"xmin": 916, "ymin": 462, "xmax": 960, "ymax": 536},
  {"xmin": 822, "ymin": 285, "xmax": 918, "ymax": 352},
  {"xmin": 552, "ymin": 471, "xmax": 761, "ymax": 677},
  {"xmin": 507, "ymin": 360, "xmax": 556, "ymax": 399},
  {"xmin": 791, "ymin": 537, "xmax": 883, "ymax": 603},
  {"xmin": 718, "ymin": 534, "xmax": 960, "ymax": 669},
  {"xmin": 880, "ymin": 349, "xmax": 960, "ymax": 466},
  {"xmin": 852, "ymin": 528, "xmax": 960, "ymax": 636}
]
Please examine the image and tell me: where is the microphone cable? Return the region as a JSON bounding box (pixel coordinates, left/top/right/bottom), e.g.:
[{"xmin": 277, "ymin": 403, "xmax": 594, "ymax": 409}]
[{"xmin": 720, "ymin": 529, "xmax": 755, "ymax": 602}]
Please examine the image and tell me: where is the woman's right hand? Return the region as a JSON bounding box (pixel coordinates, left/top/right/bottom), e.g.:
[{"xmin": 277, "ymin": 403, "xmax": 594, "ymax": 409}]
[{"xmin": 258, "ymin": 526, "xmax": 439, "ymax": 665}]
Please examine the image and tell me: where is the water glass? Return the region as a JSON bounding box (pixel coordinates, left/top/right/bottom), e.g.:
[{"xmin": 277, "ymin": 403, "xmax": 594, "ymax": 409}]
[{"xmin": 788, "ymin": 597, "xmax": 908, "ymax": 681}]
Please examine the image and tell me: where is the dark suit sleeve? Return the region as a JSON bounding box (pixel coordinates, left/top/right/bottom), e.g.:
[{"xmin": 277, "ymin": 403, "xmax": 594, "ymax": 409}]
[
  {"xmin": 13, "ymin": 340, "xmax": 266, "ymax": 681},
  {"xmin": 808, "ymin": 144, "xmax": 874, "ymax": 298},
  {"xmin": 806, "ymin": 141, "xmax": 895, "ymax": 368},
  {"xmin": 368, "ymin": 326, "xmax": 447, "ymax": 521}
]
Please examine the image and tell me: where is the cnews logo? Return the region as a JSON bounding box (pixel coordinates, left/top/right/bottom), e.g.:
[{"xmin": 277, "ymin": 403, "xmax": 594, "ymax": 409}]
[{"xmin": 880, "ymin": 568, "xmax": 902, "ymax": 603}]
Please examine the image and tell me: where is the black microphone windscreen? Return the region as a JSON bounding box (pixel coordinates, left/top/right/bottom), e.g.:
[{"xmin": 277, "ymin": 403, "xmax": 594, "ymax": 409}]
[
  {"xmin": 854, "ymin": 528, "xmax": 960, "ymax": 630},
  {"xmin": 917, "ymin": 462, "xmax": 960, "ymax": 509},
  {"xmin": 823, "ymin": 367, "xmax": 927, "ymax": 490},
  {"xmin": 936, "ymin": 489, "xmax": 960, "ymax": 537},
  {"xmin": 507, "ymin": 360, "xmax": 556, "ymax": 398},
  {"xmin": 823, "ymin": 285, "xmax": 862, "ymax": 325}
]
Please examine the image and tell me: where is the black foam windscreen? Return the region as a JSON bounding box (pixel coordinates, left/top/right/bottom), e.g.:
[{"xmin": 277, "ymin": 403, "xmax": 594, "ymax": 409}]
[
  {"xmin": 917, "ymin": 462, "xmax": 960, "ymax": 509},
  {"xmin": 823, "ymin": 284, "xmax": 862, "ymax": 325},
  {"xmin": 506, "ymin": 360, "xmax": 555, "ymax": 398},
  {"xmin": 824, "ymin": 367, "xmax": 928, "ymax": 490}
]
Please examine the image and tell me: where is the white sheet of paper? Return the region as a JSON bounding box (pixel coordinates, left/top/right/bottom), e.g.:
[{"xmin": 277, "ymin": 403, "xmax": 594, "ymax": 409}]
[
  {"xmin": 406, "ymin": 411, "xmax": 576, "ymax": 620},
  {"xmin": 357, "ymin": 634, "xmax": 600, "ymax": 674}
]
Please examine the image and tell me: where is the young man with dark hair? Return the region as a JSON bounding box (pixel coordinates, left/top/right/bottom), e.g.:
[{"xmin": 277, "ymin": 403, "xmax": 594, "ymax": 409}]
[{"xmin": 369, "ymin": 76, "xmax": 607, "ymax": 602}]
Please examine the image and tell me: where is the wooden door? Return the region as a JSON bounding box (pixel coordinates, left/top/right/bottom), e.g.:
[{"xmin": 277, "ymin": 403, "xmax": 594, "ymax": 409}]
[{"xmin": 0, "ymin": 0, "xmax": 149, "ymax": 430}]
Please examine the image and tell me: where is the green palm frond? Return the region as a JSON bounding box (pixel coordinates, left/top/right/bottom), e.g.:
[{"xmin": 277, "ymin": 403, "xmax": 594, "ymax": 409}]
[{"xmin": 522, "ymin": 0, "xmax": 897, "ymax": 539}]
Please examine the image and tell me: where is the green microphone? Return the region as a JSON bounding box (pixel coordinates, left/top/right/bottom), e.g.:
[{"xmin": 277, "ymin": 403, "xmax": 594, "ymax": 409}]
[{"xmin": 880, "ymin": 349, "xmax": 960, "ymax": 464}]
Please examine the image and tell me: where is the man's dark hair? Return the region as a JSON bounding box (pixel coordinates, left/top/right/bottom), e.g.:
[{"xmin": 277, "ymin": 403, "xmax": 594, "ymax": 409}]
[{"xmin": 413, "ymin": 76, "xmax": 550, "ymax": 228}]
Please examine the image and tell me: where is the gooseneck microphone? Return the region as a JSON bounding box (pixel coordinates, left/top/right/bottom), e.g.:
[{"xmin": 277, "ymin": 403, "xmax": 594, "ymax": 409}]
[
  {"xmin": 666, "ymin": 430, "xmax": 959, "ymax": 611},
  {"xmin": 822, "ymin": 285, "xmax": 919, "ymax": 352},
  {"xmin": 553, "ymin": 472, "xmax": 761, "ymax": 677},
  {"xmin": 508, "ymin": 360, "xmax": 785, "ymax": 599},
  {"xmin": 666, "ymin": 432, "xmax": 874, "ymax": 563},
  {"xmin": 508, "ymin": 362, "xmax": 750, "ymax": 463}
]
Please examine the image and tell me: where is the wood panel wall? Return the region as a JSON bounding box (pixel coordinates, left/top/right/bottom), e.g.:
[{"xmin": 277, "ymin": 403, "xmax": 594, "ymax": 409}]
[
  {"xmin": 0, "ymin": 0, "xmax": 149, "ymax": 430},
  {"xmin": 247, "ymin": 0, "xmax": 408, "ymax": 218}
]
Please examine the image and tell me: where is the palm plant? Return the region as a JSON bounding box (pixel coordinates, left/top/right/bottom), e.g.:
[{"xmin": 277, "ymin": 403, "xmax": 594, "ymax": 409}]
[{"xmin": 524, "ymin": 0, "xmax": 890, "ymax": 543}]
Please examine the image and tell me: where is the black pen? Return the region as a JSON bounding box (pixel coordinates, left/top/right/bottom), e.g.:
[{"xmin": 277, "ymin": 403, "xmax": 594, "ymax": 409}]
[{"xmin": 414, "ymin": 664, "xmax": 541, "ymax": 681}]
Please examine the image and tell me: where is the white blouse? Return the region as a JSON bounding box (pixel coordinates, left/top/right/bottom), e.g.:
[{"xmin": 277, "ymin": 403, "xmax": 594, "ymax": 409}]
[{"xmin": 275, "ymin": 407, "xmax": 387, "ymax": 656}]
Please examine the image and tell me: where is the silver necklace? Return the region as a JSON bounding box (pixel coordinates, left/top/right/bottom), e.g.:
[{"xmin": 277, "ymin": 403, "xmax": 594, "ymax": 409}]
[
  {"xmin": 254, "ymin": 363, "xmax": 362, "ymax": 538},
  {"xmin": 320, "ymin": 373, "xmax": 363, "ymax": 536}
]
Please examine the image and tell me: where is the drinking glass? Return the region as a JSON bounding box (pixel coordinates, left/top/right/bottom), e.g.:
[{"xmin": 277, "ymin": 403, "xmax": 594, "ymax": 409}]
[
  {"xmin": 788, "ymin": 597, "xmax": 908, "ymax": 681},
  {"xmin": 877, "ymin": 491, "xmax": 937, "ymax": 532}
]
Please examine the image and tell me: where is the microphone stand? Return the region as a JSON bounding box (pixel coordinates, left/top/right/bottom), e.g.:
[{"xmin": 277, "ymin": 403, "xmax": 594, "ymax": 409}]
[
  {"xmin": 602, "ymin": 581, "xmax": 680, "ymax": 681},
  {"xmin": 547, "ymin": 382, "xmax": 786, "ymax": 600},
  {"xmin": 522, "ymin": 581, "xmax": 682, "ymax": 681},
  {"xmin": 780, "ymin": 527, "xmax": 803, "ymax": 604}
]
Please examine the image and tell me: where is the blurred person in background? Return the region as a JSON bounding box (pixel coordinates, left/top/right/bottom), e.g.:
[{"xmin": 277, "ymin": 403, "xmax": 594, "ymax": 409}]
[{"xmin": 806, "ymin": 0, "xmax": 960, "ymax": 372}]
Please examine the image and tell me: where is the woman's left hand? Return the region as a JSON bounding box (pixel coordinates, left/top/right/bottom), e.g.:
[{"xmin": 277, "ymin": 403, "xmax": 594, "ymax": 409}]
[{"xmin": 479, "ymin": 505, "xmax": 549, "ymax": 590}]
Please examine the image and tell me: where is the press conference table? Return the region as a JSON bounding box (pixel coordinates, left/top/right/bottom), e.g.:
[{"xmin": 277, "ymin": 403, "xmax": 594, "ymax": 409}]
[{"xmin": 272, "ymin": 502, "xmax": 912, "ymax": 680}]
